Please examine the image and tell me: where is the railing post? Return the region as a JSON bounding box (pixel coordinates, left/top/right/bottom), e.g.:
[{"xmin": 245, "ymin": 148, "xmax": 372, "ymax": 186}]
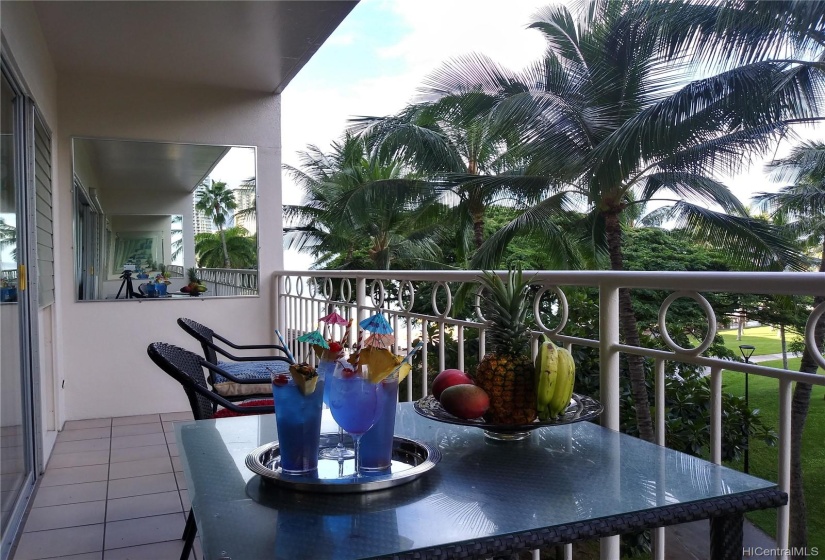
[
  {"xmin": 653, "ymin": 358, "xmax": 666, "ymax": 560},
  {"xmin": 599, "ymin": 283, "xmax": 620, "ymax": 560},
  {"xmin": 275, "ymin": 273, "xmax": 284, "ymax": 342},
  {"xmin": 777, "ymin": 378, "xmax": 792, "ymax": 557},
  {"xmin": 710, "ymin": 367, "xmax": 722, "ymax": 464},
  {"xmin": 356, "ymin": 276, "xmax": 367, "ymax": 329},
  {"xmin": 599, "ymin": 284, "xmax": 620, "ymax": 431}
]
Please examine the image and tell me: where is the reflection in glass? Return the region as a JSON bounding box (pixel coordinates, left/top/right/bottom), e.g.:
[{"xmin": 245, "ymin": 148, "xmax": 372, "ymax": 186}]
[
  {"xmin": 72, "ymin": 138, "xmax": 257, "ymax": 300},
  {"xmin": 1, "ymin": 72, "xmax": 30, "ymax": 540}
]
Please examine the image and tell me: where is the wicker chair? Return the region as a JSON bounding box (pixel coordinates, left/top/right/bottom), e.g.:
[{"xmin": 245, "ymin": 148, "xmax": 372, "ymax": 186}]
[
  {"xmin": 146, "ymin": 342, "xmax": 275, "ymax": 560},
  {"xmin": 177, "ymin": 317, "xmax": 292, "ymax": 402}
]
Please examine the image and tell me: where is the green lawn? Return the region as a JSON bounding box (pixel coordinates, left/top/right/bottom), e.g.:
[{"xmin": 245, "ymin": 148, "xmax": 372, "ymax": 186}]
[
  {"xmin": 719, "ymin": 326, "xmax": 803, "ymax": 356},
  {"xmin": 722, "ymin": 357, "xmax": 825, "ymax": 551}
]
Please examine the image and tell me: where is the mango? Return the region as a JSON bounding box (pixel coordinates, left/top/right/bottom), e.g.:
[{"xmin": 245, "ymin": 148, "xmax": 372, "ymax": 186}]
[
  {"xmin": 439, "ymin": 385, "xmax": 490, "ymax": 420},
  {"xmin": 432, "ymin": 369, "xmax": 474, "ymax": 399}
]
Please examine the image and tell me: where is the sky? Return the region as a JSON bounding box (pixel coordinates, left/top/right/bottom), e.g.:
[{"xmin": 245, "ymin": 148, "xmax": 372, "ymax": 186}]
[{"xmin": 278, "ymin": 0, "xmax": 823, "ymax": 270}]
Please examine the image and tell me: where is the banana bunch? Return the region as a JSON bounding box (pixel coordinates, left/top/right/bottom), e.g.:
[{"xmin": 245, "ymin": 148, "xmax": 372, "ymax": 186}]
[{"xmin": 535, "ymin": 336, "xmax": 576, "ymax": 420}]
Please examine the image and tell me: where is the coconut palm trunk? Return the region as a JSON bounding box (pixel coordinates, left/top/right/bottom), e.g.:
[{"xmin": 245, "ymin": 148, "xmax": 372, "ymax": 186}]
[
  {"xmin": 789, "ymin": 246, "xmax": 825, "ymax": 559},
  {"xmin": 605, "ymin": 210, "xmax": 655, "ymax": 442},
  {"xmin": 217, "ymin": 224, "xmax": 231, "ymax": 268}
]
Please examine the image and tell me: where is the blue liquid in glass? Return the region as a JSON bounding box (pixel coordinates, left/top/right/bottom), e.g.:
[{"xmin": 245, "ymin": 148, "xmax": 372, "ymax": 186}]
[
  {"xmin": 360, "ymin": 378, "xmax": 398, "ymax": 470},
  {"xmin": 272, "ymin": 378, "xmax": 325, "ymax": 473},
  {"xmin": 318, "ymin": 360, "xmax": 337, "ymax": 407},
  {"xmin": 328, "ymin": 376, "xmax": 380, "ymax": 435}
]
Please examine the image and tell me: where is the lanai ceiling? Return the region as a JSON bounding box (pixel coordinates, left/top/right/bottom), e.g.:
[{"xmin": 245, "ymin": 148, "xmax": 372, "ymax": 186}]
[{"xmin": 33, "ymin": 1, "xmax": 357, "ymax": 93}]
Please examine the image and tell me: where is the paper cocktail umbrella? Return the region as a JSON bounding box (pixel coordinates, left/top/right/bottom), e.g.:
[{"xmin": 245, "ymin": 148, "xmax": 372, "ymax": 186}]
[
  {"xmin": 358, "ymin": 313, "xmax": 393, "ymax": 335},
  {"xmin": 297, "ymin": 329, "xmax": 329, "ymax": 349},
  {"xmin": 319, "ymin": 311, "xmax": 348, "ymax": 326},
  {"xmin": 364, "ymin": 332, "xmax": 395, "ymax": 349}
]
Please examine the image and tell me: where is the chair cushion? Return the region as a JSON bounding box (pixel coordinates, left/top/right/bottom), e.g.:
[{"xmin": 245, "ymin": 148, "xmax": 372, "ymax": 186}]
[
  {"xmin": 214, "ymin": 398, "xmax": 275, "ymax": 418},
  {"xmin": 212, "ymin": 360, "xmax": 290, "ymax": 397}
]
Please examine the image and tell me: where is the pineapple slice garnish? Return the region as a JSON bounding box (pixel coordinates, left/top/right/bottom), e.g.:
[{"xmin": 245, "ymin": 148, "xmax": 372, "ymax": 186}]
[
  {"xmin": 353, "ymin": 347, "xmax": 412, "ymax": 384},
  {"xmin": 288, "ymin": 363, "xmax": 318, "ymax": 395}
]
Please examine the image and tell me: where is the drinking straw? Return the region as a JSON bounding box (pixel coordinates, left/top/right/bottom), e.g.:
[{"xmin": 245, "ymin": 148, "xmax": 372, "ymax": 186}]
[
  {"xmin": 341, "ymin": 318, "xmax": 353, "ymax": 347},
  {"xmin": 385, "ymin": 342, "xmax": 424, "ymax": 381},
  {"xmin": 274, "ymin": 329, "xmax": 296, "ymax": 363}
]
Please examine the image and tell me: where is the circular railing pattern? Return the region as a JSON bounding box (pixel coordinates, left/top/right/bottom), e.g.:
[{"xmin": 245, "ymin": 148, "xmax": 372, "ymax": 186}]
[
  {"xmin": 322, "ymin": 278, "xmax": 334, "ymax": 301},
  {"xmin": 431, "ymin": 282, "xmax": 452, "ymax": 318},
  {"xmin": 534, "ymin": 286, "xmax": 569, "ymax": 336},
  {"xmin": 399, "ymin": 280, "xmax": 415, "ymax": 312},
  {"xmin": 805, "ymin": 301, "xmax": 825, "ymax": 370},
  {"xmin": 658, "ymin": 291, "xmax": 716, "ymax": 355},
  {"xmin": 370, "ymin": 279, "xmax": 386, "ymax": 309}
]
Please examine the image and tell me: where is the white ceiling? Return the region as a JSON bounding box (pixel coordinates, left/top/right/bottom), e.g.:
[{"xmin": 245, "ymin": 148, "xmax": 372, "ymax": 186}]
[
  {"xmin": 34, "ymin": 1, "xmax": 357, "ymax": 93},
  {"xmin": 74, "ymin": 138, "xmax": 231, "ymax": 193}
]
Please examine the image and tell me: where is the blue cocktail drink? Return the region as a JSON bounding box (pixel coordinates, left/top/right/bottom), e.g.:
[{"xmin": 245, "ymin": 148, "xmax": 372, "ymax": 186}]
[
  {"xmin": 327, "ymin": 362, "xmax": 383, "ymax": 476},
  {"xmin": 319, "ymin": 359, "xmax": 337, "ymax": 406},
  {"xmin": 329, "ymin": 375, "xmax": 380, "ymax": 433},
  {"xmin": 359, "ymin": 375, "xmax": 399, "ymax": 471},
  {"xmin": 318, "ymin": 357, "xmax": 355, "ymax": 460},
  {"xmin": 272, "ymin": 375, "xmax": 325, "ymax": 474}
]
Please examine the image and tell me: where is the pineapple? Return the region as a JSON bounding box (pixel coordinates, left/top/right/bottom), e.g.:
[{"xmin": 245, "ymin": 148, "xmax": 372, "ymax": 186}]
[{"xmin": 474, "ymin": 268, "xmax": 537, "ymax": 425}]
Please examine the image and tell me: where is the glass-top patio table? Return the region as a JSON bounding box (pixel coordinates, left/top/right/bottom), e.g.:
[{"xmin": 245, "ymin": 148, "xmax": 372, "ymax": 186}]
[{"xmin": 176, "ymin": 403, "xmax": 786, "ymax": 560}]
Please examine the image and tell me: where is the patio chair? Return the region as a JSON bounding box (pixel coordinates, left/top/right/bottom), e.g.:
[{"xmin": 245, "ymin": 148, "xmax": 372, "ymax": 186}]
[
  {"xmin": 146, "ymin": 342, "xmax": 275, "ymax": 560},
  {"xmin": 177, "ymin": 317, "xmax": 292, "ymax": 401}
]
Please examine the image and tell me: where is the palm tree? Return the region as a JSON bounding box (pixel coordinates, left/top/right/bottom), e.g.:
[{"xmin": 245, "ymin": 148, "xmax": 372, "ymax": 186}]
[
  {"xmin": 195, "ymin": 226, "xmax": 257, "ymax": 269},
  {"xmin": 755, "ymin": 141, "xmax": 825, "ymax": 557},
  {"xmin": 0, "ymin": 218, "xmax": 16, "ymax": 262},
  {"xmin": 421, "ymin": 0, "xmax": 817, "ymax": 442},
  {"xmin": 354, "ymin": 91, "xmax": 530, "ymax": 262},
  {"xmin": 284, "ymin": 134, "xmax": 445, "ymax": 270},
  {"xmin": 195, "ymin": 180, "xmax": 237, "ymax": 268}
]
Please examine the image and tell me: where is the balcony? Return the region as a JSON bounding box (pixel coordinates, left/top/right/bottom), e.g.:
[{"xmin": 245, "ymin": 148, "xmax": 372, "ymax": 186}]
[
  {"xmin": 274, "ymin": 269, "xmax": 825, "ymax": 559},
  {"xmin": 10, "ymin": 269, "xmax": 823, "ymax": 560}
]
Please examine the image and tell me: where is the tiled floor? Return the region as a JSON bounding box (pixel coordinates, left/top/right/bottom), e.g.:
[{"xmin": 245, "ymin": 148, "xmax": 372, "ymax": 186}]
[{"xmin": 12, "ymin": 412, "xmax": 202, "ymax": 560}]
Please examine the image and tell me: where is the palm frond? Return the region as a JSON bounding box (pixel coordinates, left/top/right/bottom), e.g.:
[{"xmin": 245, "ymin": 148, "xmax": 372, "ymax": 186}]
[{"xmin": 658, "ymin": 201, "xmax": 808, "ymax": 271}]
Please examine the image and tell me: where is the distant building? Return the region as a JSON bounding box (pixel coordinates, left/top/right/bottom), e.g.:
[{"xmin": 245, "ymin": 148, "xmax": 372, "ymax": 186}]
[
  {"xmin": 192, "ymin": 191, "xmax": 214, "ymax": 235},
  {"xmin": 234, "ymin": 187, "xmax": 257, "ymax": 235}
]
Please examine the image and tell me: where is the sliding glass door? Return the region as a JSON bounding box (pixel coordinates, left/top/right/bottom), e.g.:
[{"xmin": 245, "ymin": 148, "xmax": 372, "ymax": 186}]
[{"xmin": 0, "ymin": 68, "xmax": 36, "ymax": 560}]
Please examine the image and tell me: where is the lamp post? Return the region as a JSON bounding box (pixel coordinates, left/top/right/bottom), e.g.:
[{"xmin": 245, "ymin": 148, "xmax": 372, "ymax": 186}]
[{"xmin": 739, "ymin": 344, "xmax": 756, "ymax": 474}]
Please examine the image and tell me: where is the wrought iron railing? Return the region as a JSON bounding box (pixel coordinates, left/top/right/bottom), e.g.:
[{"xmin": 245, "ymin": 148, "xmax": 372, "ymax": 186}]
[
  {"xmin": 275, "ymin": 269, "xmax": 825, "ymax": 560},
  {"xmin": 197, "ymin": 268, "xmax": 258, "ymax": 296},
  {"xmin": 166, "ymin": 265, "xmax": 185, "ymax": 278}
]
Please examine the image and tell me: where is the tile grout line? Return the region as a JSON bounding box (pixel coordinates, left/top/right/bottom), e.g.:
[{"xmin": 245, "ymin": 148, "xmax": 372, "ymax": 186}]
[{"xmin": 102, "ymin": 418, "xmax": 112, "ymax": 558}]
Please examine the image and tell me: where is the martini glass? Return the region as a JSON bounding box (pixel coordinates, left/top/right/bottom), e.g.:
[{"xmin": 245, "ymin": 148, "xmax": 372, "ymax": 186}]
[
  {"xmin": 327, "ymin": 362, "xmax": 383, "ymax": 477},
  {"xmin": 319, "ymin": 358, "xmax": 354, "ymax": 460}
]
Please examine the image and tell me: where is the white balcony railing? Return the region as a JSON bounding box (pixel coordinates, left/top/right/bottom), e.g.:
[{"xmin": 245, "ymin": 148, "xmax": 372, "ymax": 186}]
[
  {"xmin": 196, "ymin": 268, "xmax": 258, "ymax": 296},
  {"xmin": 275, "ymin": 270, "xmax": 825, "ymax": 560}
]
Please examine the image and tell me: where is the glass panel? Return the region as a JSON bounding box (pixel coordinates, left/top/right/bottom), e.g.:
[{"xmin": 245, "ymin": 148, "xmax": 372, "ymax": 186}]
[
  {"xmin": 72, "ymin": 138, "xmax": 258, "ymax": 300},
  {"xmin": 176, "ymin": 406, "xmax": 778, "ymax": 560},
  {"xmin": 0, "ymin": 73, "xmax": 31, "ymax": 543}
]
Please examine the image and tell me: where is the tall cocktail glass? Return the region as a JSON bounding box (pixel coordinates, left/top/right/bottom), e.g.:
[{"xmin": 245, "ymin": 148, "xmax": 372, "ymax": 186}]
[
  {"xmin": 359, "ymin": 372, "xmax": 399, "ymax": 471},
  {"xmin": 271, "ymin": 373, "xmax": 325, "ymax": 474},
  {"xmin": 318, "ymin": 358, "xmax": 354, "ymax": 460},
  {"xmin": 327, "ymin": 362, "xmax": 383, "ymax": 476}
]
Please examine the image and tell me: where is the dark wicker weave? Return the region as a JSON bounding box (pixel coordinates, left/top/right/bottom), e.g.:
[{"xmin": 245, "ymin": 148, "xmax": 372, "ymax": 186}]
[
  {"xmin": 383, "ymin": 488, "xmax": 786, "ymax": 560},
  {"xmin": 146, "ymin": 342, "xmax": 276, "ymax": 560},
  {"xmin": 146, "ymin": 342, "xmax": 273, "ymax": 421},
  {"xmin": 177, "ymin": 317, "xmax": 293, "ymax": 367}
]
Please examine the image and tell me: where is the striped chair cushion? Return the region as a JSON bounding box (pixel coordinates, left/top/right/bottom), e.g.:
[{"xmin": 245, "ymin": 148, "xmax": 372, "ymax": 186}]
[{"xmin": 212, "ymin": 361, "xmax": 290, "ymax": 397}]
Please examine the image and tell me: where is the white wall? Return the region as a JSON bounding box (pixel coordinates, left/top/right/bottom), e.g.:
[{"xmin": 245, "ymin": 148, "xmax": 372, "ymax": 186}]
[
  {"xmin": 1, "ymin": 1, "xmax": 62, "ymax": 460},
  {"xmin": 2, "ymin": 0, "xmax": 288, "ymax": 427},
  {"xmin": 56, "ymin": 74, "xmax": 283, "ymax": 420}
]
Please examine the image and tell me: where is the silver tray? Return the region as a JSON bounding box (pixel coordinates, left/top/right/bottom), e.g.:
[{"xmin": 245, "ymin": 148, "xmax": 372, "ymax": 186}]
[
  {"xmin": 414, "ymin": 393, "xmax": 603, "ymax": 441},
  {"xmin": 245, "ymin": 432, "xmax": 440, "ymax": 493}
]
